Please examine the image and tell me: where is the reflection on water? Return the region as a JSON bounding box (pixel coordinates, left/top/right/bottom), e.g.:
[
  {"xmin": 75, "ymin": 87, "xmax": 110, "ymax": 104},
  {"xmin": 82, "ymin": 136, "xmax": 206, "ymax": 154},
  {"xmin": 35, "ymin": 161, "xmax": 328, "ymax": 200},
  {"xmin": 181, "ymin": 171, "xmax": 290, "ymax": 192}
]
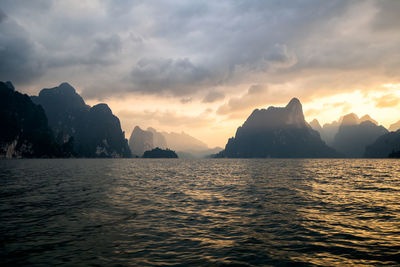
[{"xmin": 1, "ymin": 159, "xmax": 400, "ymax": 265}]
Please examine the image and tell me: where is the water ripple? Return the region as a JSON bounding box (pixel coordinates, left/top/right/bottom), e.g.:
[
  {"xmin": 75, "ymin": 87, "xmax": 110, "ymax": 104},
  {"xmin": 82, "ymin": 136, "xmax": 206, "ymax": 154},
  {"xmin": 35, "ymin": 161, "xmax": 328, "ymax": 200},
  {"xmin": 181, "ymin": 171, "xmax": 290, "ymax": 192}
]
[{"xmin": 1, "ymin": 158, "xmax": 400, "ymax": 266}]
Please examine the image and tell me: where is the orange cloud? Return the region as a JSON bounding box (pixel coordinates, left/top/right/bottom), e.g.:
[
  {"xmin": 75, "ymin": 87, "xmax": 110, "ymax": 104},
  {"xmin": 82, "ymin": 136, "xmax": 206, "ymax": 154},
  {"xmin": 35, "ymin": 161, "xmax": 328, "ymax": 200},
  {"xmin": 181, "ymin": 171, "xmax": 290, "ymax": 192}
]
[{"xmin": 374, "ymin": 94, "xmax": 400, "ymax": 108}]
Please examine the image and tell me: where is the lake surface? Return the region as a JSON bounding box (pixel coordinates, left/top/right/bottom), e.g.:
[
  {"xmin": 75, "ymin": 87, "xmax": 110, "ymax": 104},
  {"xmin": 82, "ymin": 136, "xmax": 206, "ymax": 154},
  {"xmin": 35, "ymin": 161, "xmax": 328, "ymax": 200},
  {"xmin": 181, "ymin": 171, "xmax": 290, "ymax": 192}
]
[{"xmin": 1, "ymin": 159, "xmax": 400, "ymax": 266}]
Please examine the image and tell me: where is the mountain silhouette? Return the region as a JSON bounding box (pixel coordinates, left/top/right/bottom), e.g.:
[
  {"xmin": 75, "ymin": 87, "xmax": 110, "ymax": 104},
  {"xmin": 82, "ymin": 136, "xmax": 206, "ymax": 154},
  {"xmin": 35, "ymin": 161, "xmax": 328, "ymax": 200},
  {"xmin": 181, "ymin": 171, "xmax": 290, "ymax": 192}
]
[
  {"xmin": 364, "ymin": 130, "xmax": 400, "ymax": 158},
  {"xmin": 32, "ymin": 83, "xmax": 131, "ymax": 158},
  {"xmin": 129, "ymin": 126, "xmax": 213, "ymax": 158},
  {"xmin": 311, "ymin": 113, "xmax": 379, "ymax": 146},
  {"xmin": 161, "ymin": 131, "xmax": 208, "ymax": 151},
  {"xmin": 332, "ymin": 113, "xmax": 387, "ymax": 157},
  {"xmin": 0, "ymin": 81, "xmax": 60, "ymax": 158},
  {"xmin": 309, "ymin": 119, "xmax": 322, "ymax": 133},
  {"xmin": 129, "ymin": 126, "xmax": 154, "ymax": 157},
  {"xmin": 218, "ymin": 98, "xmax": 339, "ymax": 158}
]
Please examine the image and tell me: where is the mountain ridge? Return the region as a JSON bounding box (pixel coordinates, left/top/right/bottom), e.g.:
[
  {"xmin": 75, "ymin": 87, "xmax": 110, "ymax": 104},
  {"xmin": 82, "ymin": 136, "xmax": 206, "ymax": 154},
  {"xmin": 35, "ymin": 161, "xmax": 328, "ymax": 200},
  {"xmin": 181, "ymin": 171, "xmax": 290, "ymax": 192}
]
[{"xmin": 219, "ymin": 98, "xmax": 339, "ymax": 158}]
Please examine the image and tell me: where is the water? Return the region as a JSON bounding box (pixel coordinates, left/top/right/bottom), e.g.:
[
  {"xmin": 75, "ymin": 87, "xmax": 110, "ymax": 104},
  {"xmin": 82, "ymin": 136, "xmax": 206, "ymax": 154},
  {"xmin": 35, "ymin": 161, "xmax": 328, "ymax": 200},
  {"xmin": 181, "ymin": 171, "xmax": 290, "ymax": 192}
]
[{"xmin": 1, "ymin": 159, "xmax": 400, "ymax": 266}]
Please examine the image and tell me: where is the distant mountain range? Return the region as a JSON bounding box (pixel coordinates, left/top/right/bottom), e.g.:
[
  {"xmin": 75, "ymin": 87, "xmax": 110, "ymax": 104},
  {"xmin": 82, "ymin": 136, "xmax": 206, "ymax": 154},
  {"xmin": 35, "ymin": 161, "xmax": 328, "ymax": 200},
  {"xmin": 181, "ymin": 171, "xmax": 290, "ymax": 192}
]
[
  {"xmin": 2, "ymin": 80, "xmax": 400, "ymax": 159},
  {"xmin": 331, "ymin": 114, "xmax": 387, "ymax": 158},
  {"xmin": 129, "ymin": 126, "xmax": 220, "ymax": 158},
  {"xmin": 309, "ymin": 113, "xmax": 391, "ymax": 158}
]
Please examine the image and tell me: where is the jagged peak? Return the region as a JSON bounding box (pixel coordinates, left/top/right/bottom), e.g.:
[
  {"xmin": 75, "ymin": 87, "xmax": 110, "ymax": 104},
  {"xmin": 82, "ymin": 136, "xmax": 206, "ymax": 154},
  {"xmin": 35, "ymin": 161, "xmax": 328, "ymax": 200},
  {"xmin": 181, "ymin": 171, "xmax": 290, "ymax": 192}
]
[
  {"xmin": 58, "ymin": 82, "xmax": 76, "ymax": 93},
  {"xmin": 147, "ymin": 127, "xmax": 157, "ymax": 132},
  {"xmin": 360, "ymin": 114, "xmax": 378, "ymax": 125},
  {"xmin": 134, "ymin": 125, "xmax": 143, "ymax": 131},
  {"xmin": 310, "ymin": 118, "xmax": 320, "ymax": 124},
  {"xmin": 341, "ymin": 113, "xmax": 359, "ymax": 125},
  {"xmin": 91, "ymin": 103, "xmax": 112, "ymax": 114},
  {"xmin": 286, "ymin": 97, "xmax": 301, "ymax": 108},
  {"xmin": 39, "ymin": 82, "xmax": 78, "ymax": 97},
  {"xmin": 309, "ymin": 119, "xmax": 322, "ymax": 129},
  {"xmin": 285, "ymin": 98, "xmax": 303, "ymax": 118},
  {"xmin": 4, "ymin": 81, "xmax": 15, "ymax": 91}
]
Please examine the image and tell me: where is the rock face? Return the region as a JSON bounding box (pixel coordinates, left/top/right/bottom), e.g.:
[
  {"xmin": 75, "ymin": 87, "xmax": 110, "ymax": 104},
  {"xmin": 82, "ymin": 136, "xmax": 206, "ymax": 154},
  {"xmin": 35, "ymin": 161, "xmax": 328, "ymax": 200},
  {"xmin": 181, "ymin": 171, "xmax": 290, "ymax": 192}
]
[
  {"xmin": 142, "ymin": 147, "xmax": 178, "ymax": 158},
  {"xmin": 219, "ymin": 98, "xmax": 338, "ymax": 158},
  {"xmin": 79, "ymin": 104, "xmax": 131, "ymax": 158},
  {"xmin": 0, "ymin": 81, "xmax": 60, "ymax": 158},
  {"xmin": 332, "ymin": 113, "xmax": 388, "ymax": 157},
  {"xmin": 32, "ymin": 83, "xmax": 131, "ymax": 158},
  {"xmin": 364, "ymin": 130, "xmax": 400, "ymax": 158},
  {"xmin": 129, "ymin": 126, "xmax": 154, "ymax": 157}
]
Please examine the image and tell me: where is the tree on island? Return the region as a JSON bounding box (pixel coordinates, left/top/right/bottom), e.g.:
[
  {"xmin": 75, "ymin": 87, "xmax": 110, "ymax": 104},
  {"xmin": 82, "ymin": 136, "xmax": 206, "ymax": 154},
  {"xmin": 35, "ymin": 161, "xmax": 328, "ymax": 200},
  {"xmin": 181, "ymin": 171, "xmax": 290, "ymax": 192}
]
[{"xmin": 142, "ymin": 147, "xmax": 178, "ymax": 158}]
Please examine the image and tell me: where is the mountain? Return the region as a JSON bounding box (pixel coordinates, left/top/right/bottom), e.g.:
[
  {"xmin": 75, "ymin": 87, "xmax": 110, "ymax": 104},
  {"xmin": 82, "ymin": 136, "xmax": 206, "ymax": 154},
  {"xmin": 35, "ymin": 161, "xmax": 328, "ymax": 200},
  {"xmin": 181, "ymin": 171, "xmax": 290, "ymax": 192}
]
[
  {"xmin": 129, "ymin": 126, "xmax": 154, "ymax": 157},
  {"xmin": 389, "ymin": 120, "xmax": 400, "ymax": 132},
  {"xmin": 332, "ymin": 113, "xmax": 388, "ymax": 157},
  {"xmin": 313, "ymin": 113, "xmax": 379, "ymax": 146},
  {"xmin": 319, "ymin": 120, "xmax": 340, "ymax": 146},
  {"xmin": 219, "ymin": 98, "xmax": 339, "ymax": 158},
  {"xmin": 32, "ymin": 83, "xmax": 131, "ymax": 158},
  {"xmin": 360, "ymin": 115, "xmax": 378, "ymax": 125},
  {"xmin": 147, "ymin": 127, "xmax": 168, "ymax": 148},
  {"xmin": 161, "ymin": 131, "xmax": 208, "ymax": 151},
  {"xmin": 31, "ymin": 82, "xmax": 89, "ymax": 142},
  {"xmin": 364, "ymin": 130, "xmax": 400, "ymax": 158},
  {"xmin": 142, "ymin": 147, "xmax": 178, "ymax": 158},
  {"xmin": 79, "ymin": 104, "xmax": 131, "ymax": 157},
  {"xmin": 341, "ymin": 113, "xmax": 359, "ymax": 126},
  {"xmin": 0, "ymin": 81, "xmax": 61, "ymax": 158},
  {"xmin": 129, "ymin": 126, "xmax": 210, "ymax": 157},
  {"xmin": 309, "ymin": 119, "xmax": 322, "ymax": 133}
]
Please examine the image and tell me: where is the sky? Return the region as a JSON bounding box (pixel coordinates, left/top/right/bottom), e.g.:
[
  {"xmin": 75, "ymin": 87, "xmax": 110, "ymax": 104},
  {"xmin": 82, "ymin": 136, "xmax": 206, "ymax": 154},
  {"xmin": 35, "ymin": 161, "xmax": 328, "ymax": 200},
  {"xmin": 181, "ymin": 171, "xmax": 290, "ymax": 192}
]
[{"xmin": 1, "ymin": 0, "xmax": 400, "ymax": 147}]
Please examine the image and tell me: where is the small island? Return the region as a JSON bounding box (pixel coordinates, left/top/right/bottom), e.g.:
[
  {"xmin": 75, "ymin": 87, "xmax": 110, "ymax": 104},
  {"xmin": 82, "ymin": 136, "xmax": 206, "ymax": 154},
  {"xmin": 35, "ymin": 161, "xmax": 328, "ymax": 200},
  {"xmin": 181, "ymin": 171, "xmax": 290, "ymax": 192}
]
[{"xmin": 142, "ymin": 147, "xmax": 178, "ymax": 158}]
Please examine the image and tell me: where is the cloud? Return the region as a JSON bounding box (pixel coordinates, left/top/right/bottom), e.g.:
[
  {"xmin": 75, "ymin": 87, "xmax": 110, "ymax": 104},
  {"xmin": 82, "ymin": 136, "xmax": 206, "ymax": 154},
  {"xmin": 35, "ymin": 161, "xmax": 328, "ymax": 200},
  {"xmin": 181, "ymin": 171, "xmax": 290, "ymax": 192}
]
[
  {"xmin": 118, "ymin": 109, "xmax": 214, "ymax": 128},
  {"xmin": 180, "ymin": 97, "xmax": 192, "ymax": 104},
  {"xmin": 130, "ymin": 57, "xmax": 213, "ymax": 96},
  {"xmin": 202, "ymin": 91, "xmax": 225, "ymax": 103},
  {"xmin": 374, "ymin": 94, "xmax": 400, "ymax": 108},
  {"xmin": 304, "ymin": 108, "xmax": 320, "ymax": 118},
  {"xmin": 0, "ymin": 9, "xmax": 45, "ymax": 84},
  {"xmin": 1, "ymin": 0, "xmax": 400, "ymax": 102},
  {"xmin": 217, "ymin": 85, "xmax": 269, "ymax": 115}
]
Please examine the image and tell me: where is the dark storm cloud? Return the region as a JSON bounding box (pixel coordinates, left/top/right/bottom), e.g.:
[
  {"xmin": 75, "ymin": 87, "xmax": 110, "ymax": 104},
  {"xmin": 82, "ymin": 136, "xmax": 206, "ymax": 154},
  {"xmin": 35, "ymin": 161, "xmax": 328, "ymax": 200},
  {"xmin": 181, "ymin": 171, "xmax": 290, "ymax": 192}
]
[
  {"xmin": 1, "ymin": 0, "xmax": 400, "ymax": 100},
  {"xmin": 47, "ymin": 34, "xmax": 123, "ymax": 68},
  {"xmin": 130, "ymin": 57, "xmax": 212, "ymax": 95},
  {"xmin": 0, "ymin": 9, "xmax": 45, "ymax": 84}
]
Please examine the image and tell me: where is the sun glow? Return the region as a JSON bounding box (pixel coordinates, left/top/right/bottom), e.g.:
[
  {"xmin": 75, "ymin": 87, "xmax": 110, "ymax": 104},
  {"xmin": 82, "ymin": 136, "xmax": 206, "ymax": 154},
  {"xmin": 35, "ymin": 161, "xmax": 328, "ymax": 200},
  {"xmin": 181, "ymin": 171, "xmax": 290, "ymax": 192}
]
[{"xmin": 303, "ymin": 83, "xmax": 400, "ymax": 128}]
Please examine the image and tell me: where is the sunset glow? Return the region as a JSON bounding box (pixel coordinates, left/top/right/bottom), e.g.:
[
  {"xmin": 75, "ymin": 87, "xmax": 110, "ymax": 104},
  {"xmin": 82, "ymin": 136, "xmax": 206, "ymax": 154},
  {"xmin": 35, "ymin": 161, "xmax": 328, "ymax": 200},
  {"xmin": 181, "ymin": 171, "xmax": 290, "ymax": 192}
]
[{"xmin": 2, "ymin": 1, "xmax": 400, "ymax": 148}]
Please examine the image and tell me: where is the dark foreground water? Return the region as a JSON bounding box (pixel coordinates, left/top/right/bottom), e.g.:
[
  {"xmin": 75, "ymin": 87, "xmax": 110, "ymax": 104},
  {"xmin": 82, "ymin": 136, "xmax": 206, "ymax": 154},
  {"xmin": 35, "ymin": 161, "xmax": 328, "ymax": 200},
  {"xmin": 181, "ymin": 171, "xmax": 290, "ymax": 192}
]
[{"xmin": 1, "ymin": 159, "xmax": 400, "ymax": 266}]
